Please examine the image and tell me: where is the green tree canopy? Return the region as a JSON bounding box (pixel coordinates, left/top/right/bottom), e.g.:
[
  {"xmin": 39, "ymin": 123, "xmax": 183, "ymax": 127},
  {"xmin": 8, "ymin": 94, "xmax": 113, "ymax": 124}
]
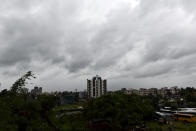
[{"xmin": 84, "ymin": 93, "xmax": 155, "ymax": 129}]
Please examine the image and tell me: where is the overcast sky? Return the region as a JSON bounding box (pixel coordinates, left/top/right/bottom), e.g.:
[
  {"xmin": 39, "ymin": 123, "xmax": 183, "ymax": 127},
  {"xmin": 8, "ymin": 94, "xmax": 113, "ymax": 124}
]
[{"xmin": 1, "ymin": 0, "xmax": 196, "ymax": 91}]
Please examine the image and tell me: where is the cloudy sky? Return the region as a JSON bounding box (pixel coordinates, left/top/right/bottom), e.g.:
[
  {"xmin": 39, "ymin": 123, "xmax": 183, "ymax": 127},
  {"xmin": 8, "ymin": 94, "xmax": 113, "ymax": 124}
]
[{"xmin": 0, "ymin": 0, "xmax": 196, "ymax": 91}]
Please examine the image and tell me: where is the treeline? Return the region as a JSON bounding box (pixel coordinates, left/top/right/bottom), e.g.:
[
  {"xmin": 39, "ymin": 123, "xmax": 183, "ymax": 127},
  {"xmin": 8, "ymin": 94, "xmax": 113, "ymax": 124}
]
[
  {"xmin": 0, "ymin": 71, "xmax": 155, "ymax": 131},
  {"xmin": 54, "ymin": 93, "xmax": 155, "ymax": 131},
  {"xmin": 0, "ymin": 71, "xmax": 58, "ymax": 130}
]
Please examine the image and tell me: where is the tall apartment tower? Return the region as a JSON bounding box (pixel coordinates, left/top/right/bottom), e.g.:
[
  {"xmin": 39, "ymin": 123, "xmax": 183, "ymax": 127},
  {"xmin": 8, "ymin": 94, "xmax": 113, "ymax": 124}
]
[{"xmin": 87, "ymin": 75, "xmax": 107, "ymax": 98}]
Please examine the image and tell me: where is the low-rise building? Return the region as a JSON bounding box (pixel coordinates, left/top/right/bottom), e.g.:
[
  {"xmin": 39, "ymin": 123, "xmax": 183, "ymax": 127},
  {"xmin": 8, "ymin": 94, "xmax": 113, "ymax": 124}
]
[
  {"xmin": 125, "ymin": 89, "xmax": 139, "ymax": 95},
  {"xmin": 170, "ymin": 86, "xmax": 180, "ymax": 98},
  {"xmin": 78, "ymin": 91, "xmax": 88, "ymax": 102},
  {"xmin": 149, "ymin": 88, "xmax": 158, "ymax": 96},
  {"xmin": 139, "ymin": 88, "xmax": 149, "ymax": 96},
  {"xmin": 31, "ymin": 86, "xmax": 42, "ymax": 96},
  {"xmin": 158, "ymin": 87, "xmax": 169, "ymax": 97}
]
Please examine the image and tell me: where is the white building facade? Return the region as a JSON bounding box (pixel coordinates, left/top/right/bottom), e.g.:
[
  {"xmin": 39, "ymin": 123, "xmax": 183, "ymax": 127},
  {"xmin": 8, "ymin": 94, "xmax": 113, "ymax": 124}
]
[{"xmin": 87, "ymin": 75, "xmax": 107, "ymax": 98}]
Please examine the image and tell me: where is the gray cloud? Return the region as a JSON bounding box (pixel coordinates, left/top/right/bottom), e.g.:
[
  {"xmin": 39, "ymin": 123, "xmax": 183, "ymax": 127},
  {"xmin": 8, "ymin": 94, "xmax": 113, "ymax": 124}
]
[{"xmin": 1, "ymin": 0, "xmax": 196, "ymax": 91}]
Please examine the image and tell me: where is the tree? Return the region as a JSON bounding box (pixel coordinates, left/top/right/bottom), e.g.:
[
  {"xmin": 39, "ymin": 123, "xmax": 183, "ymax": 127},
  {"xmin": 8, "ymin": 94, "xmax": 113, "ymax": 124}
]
[
  {"xmin": 10, "ymin": 71, "xmax": 36, "ymax": 94},
  {"xmin": 84, "ymin": 93, "xmax": 155, "ymax": 129},
  {"xmin": 0, "ymin": 71, "xmax": 59, "ymax": 131}
]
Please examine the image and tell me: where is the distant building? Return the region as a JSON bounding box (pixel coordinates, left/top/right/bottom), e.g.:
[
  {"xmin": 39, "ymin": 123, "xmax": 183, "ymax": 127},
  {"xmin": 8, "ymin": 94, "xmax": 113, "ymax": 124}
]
[
  {"xmin": 139, "ymin": 88, "xmax": 149, "ymax": 96},
  {"xmin": 158, "ymin": 87, "xmax": 169, "ymax": 97},
  {"xmin": 121, "ymin": 86, "xmax": 181, "ymax": 97},
  {"xmin": 78, "ymin": 91, "xmax": 88, "ymax": 102},
  {"xmin": 121, "ymin": 88, "xmax": 127, "ymax": 91},
  {"xmin": 87, "ymin": 75, "xmax": 107, "ymax": 98},
  {"xmin": 149, "ymin": 88, "xmax": 158, "ymax": 96},
  {"xmin": 31, "ymin": 86, "xmax": 42, "ymax": 96},
  {"xmin": 170, "ymin": 86, "xmax": 180, "ymax": 97},
  {"xmin": 124, "ymin": 89, "xmax": 139, "ymax": 95}
]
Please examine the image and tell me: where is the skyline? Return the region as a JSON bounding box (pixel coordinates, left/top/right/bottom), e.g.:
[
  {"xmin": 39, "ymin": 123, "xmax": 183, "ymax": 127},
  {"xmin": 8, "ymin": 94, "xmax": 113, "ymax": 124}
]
[{"xmin": 1, "ymin": 0, "xmax": 196, "ymax": 91}]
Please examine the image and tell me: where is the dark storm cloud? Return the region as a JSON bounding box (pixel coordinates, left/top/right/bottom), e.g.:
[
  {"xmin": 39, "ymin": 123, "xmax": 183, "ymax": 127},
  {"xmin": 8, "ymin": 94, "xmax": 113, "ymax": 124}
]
[
  {"xmin": 0, "ymin": 0, "xmax": 83, "ymax": 74},
  {"xmin": 104, "ymin": 0, "xmax": 196, "ymax": 78},
  {"xmin": 0, "ymin": 16, "xmax": 62, "ymax": 66},
  {"xmin": 1, "ymin": 0, "xmax": 196, "ymax": 91}
]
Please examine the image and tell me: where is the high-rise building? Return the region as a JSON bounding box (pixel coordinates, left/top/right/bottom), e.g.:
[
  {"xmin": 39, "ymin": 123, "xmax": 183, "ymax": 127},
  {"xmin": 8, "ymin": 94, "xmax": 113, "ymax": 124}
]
[{"xmin": 87, "ymin": 75, "xmax": 107, "ymax": 98}]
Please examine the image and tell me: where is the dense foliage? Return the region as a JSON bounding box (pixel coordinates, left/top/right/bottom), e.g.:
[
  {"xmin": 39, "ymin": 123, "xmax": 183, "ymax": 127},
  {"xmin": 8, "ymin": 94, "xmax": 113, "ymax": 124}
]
[
  {"xmin": 0, "ymin": 71, "xmax": 58, "ymax": 131},
  {"xmin": 84, "ymin": 93, "xmax": 155, "ymax": 129},
  {"xmin": 3, "ymin": 71, "xmax": 196, "ymax": 130}
]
